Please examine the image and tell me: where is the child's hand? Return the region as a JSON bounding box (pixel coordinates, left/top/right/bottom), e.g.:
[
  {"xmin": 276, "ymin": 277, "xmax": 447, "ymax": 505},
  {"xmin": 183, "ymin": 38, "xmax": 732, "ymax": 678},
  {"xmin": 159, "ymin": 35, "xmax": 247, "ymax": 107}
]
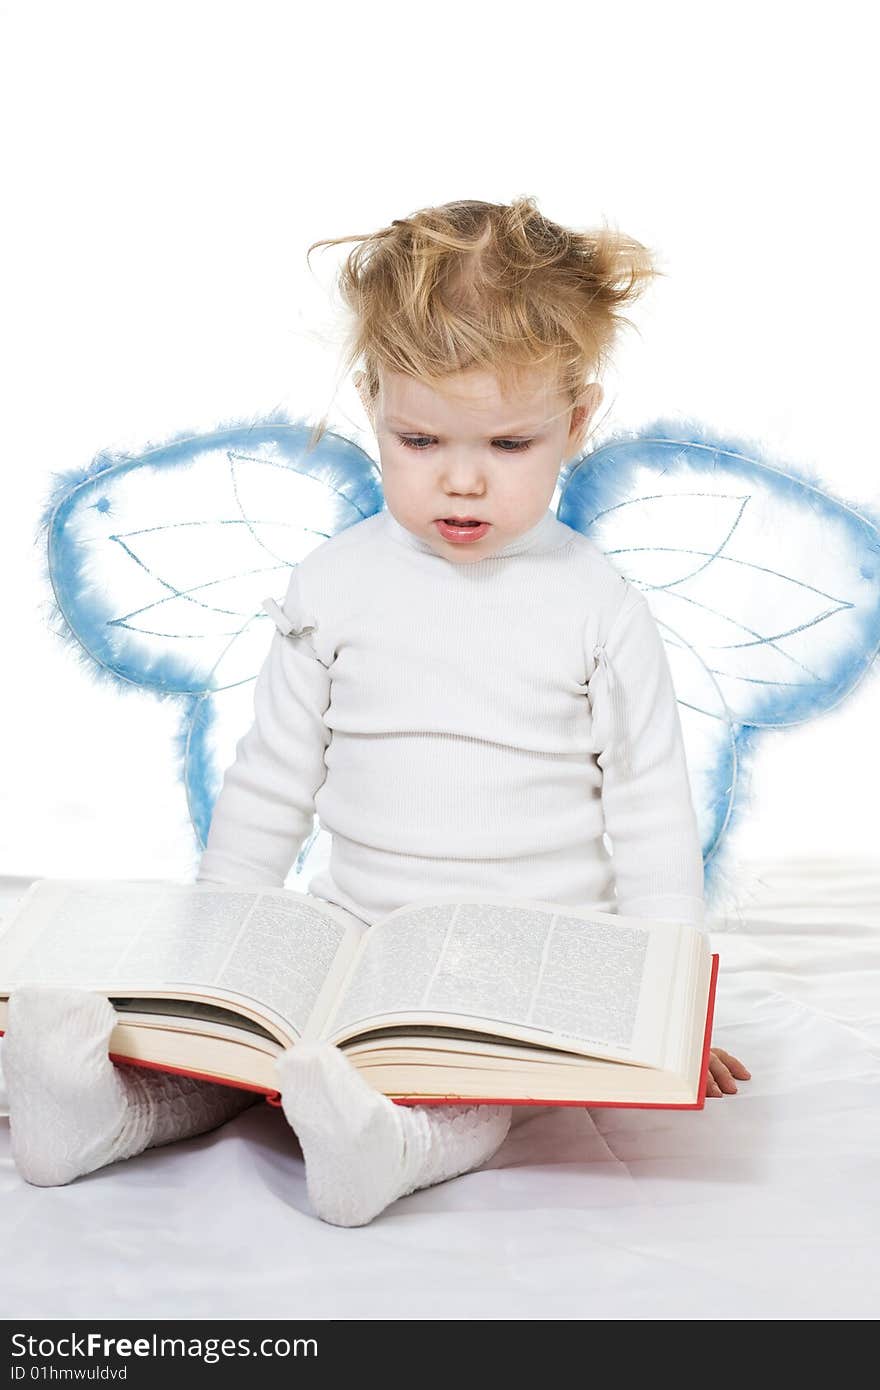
[{"xmin": 707, "ymin": 1046, "xmax": 751, "ymax": 1097}]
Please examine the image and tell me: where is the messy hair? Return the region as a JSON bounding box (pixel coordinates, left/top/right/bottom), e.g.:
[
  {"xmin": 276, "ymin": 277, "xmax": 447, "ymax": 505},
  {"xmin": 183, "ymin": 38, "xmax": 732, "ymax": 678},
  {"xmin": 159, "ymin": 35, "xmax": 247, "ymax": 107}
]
[{"xmin": 304, "ymin": 195, "xmax": 661, "ymax": 450}]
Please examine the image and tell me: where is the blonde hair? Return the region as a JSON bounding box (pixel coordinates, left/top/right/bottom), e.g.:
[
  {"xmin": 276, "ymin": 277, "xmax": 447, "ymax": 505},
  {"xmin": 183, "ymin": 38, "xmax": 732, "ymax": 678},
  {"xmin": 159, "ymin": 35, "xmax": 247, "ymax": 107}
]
[{"xmin": 304, "ymin": 195, "xmax": 662, "ymax": 451}]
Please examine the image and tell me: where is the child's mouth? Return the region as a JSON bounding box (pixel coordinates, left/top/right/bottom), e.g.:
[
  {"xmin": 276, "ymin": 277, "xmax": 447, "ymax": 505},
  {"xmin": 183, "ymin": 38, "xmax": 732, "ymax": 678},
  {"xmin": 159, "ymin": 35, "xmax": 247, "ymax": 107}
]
[{"xmin": 435, "ymin": 519, "xmax": 491, "ymax": 544}]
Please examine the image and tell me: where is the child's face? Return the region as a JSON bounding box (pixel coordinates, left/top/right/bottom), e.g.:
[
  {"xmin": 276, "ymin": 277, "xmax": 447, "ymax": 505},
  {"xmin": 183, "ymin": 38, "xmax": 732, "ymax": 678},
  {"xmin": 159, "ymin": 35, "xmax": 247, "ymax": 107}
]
[{"xmin": 357, "ymin": 366, "xmax": 601, "ymax": 563}]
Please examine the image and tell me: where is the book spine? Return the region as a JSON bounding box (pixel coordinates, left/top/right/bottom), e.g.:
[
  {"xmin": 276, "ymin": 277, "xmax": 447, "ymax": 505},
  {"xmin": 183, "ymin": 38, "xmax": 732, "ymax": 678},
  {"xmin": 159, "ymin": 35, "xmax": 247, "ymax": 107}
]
[{"xmin": 695, "ymin": 951, "xmax": 720, "ymax": 1108}]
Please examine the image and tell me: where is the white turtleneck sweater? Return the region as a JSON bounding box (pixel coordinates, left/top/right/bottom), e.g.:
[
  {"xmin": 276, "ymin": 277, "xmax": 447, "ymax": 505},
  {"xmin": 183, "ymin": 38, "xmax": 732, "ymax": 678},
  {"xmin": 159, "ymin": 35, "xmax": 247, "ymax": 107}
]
[{"xmin": 196, "ymin": 507, "xmax": 706, "ymax": 930}]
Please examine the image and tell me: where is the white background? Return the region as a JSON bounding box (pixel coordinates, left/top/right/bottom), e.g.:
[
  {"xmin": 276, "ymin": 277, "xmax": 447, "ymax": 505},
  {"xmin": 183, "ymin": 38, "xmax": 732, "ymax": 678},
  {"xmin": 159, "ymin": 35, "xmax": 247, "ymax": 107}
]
[{"xmin": 1, "ymin": 0, "xmax": 877, "ymax": 887}]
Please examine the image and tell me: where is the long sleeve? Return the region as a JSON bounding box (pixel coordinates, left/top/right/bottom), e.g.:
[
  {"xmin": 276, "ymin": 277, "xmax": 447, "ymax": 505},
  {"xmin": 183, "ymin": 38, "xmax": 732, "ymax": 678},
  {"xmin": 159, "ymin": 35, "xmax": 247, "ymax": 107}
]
[
  {"xmin": 588, "ymin": 587, "xmax": 706, "ymax": 928},
  {"xmin": 195, "ymin": 568, "xmax": 332, "ymax": 889}
]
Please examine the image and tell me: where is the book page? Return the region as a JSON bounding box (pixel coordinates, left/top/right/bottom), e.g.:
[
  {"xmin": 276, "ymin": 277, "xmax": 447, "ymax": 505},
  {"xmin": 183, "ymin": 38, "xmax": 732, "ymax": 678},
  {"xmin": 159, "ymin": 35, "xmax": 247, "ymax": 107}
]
[
  {"xmin": 321, "ymin": 893, "xmax": 685, "ymax": 1066},
  {"xmin": 0, "ymin": 880, "xmax": 367, "ymax": 1040}
]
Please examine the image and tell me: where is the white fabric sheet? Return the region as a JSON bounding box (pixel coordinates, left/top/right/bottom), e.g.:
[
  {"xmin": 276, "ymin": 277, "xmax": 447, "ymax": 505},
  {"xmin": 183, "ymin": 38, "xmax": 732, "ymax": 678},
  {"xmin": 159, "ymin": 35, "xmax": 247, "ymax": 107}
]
[{"xmin": 1, "ymin": 857, "xmax": 878, "ymax": 1321}]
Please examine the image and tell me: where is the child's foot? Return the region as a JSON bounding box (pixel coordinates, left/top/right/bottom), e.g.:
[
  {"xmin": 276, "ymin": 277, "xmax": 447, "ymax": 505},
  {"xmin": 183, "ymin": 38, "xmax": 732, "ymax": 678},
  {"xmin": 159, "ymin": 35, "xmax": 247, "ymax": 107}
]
[
  {"xmin": 275, "ymin": 1042, "xmax": 415, "ymax": 1226},
  {"xmin": 3, "ymin": 986, "xmax": 143, "ymax": 1185},
  {"xmin": 275, "ymin": 1041, "xmax": 512, "ymax": 1227}
]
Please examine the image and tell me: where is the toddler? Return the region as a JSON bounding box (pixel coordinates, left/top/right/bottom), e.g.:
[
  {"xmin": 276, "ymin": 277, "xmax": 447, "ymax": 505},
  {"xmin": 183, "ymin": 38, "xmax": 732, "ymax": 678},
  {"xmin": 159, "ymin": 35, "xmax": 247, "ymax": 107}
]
[{"xmin": 4, "ymin": 196, "xmax": 749, "ymax": 1225}]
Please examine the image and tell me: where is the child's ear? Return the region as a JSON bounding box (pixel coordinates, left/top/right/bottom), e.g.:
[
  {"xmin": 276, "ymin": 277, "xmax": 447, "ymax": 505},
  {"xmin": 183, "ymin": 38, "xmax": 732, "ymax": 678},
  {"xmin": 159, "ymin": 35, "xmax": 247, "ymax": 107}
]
[
  {"xmin": 567, "ymin": 383, "xmax": 603, "ymax": 458},
  {"xmin": 355, "ymin": 370, "xmax": 372, "ymax": 420}
]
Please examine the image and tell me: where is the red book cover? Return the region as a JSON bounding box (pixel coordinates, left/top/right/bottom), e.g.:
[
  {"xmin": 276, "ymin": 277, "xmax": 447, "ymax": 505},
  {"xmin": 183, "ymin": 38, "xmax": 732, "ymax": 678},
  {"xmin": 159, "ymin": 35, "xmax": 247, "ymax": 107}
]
[{"xmin": 9, "ymin": 952, "xmax": 717, "ymax": 1114}]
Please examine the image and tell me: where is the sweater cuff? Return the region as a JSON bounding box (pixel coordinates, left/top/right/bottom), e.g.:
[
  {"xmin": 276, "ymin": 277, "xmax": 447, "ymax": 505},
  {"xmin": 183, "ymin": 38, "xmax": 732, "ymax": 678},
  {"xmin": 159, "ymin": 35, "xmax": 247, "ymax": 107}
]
[
  {"xmin": 615, "ymin": 893, "xmax": 707, "ymax": 929},
  {"xmin": 195, "ymin": 849, "xmax": 286, "ymax": 890}
]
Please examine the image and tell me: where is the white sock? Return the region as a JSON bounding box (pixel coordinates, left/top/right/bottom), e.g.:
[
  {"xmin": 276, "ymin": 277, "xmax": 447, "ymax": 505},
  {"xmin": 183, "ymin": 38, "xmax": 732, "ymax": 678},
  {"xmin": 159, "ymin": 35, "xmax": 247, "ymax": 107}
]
[
  {"xmin": 275, "ymin": 1040, "xmax": 512, "ymax": 1227},
  {"xmin": 3, "ymin": 985, "xmax": 260, "ymax": 1186}
]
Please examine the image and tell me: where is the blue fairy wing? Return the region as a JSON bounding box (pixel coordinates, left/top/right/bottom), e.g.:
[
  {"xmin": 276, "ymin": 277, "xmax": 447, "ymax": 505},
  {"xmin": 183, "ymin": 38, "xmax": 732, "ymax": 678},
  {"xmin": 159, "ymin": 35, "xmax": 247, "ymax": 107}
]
[
  {"xmin": 38, "ymin": 412, "xmax": 384, "ymax": 878},
  {"xmin": 557, "ymin": 416, "xmax": 880, "ymax": 891}
]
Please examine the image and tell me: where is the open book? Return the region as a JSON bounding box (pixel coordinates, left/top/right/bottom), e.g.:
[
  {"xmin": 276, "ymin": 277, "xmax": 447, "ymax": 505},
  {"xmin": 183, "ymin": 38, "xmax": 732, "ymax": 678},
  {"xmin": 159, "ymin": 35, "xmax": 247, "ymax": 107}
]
[{"xmin": 0, "ymin": 879, "xmax": 719, "ymax": 1109}]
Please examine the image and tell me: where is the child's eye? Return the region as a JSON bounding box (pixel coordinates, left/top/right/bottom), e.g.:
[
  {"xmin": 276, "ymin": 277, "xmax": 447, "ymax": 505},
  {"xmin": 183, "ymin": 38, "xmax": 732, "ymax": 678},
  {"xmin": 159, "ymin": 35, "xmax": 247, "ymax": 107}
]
[{"xmin": 396, "ymin": 435, "xmax": 533, "ymax": 452}]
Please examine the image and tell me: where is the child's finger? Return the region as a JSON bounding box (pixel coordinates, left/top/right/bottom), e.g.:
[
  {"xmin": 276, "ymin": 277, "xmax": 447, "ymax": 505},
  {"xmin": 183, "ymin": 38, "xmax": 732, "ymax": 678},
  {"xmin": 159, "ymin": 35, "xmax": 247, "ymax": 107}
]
[
  {"xmin": 719, "ymin": 1054, "xmax": 751, "ymax": 1078},
  {"xmin": 709, "ymin": 1057, "xmax": 738, "ymax": 1094},
  {"xmin": 713, "ymin": 1049, "xmax": 751, "ymax": 1079}
]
